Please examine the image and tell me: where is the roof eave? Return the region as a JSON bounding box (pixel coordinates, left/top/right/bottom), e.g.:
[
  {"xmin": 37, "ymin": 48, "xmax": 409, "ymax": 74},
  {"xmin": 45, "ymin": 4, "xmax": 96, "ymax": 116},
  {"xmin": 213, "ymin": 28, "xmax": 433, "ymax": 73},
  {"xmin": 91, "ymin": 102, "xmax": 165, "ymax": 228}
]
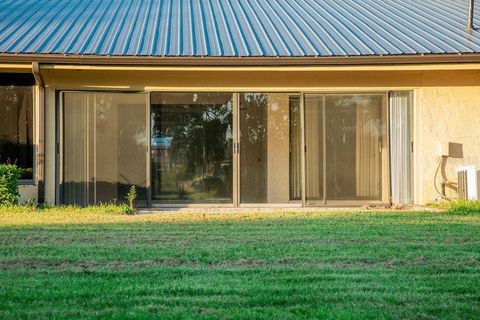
[{"xmin": 1, "ymin": 53, "xmax": 480, "ymax": 66}]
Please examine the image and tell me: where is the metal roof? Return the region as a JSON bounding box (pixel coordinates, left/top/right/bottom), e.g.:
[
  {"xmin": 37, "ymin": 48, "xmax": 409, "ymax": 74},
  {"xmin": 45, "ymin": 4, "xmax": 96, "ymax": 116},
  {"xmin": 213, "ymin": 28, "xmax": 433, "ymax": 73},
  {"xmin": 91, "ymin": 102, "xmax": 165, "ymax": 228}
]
[{"xmin": 0, "ymin": 0, "xmax": 479, "ymax": 58}]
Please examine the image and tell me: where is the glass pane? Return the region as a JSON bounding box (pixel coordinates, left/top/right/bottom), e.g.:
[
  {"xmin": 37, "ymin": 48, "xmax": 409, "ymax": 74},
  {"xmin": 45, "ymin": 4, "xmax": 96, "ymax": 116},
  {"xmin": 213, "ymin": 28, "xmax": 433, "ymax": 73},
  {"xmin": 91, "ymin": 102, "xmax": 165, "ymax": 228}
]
[
  {"xmin": 63, "ymin": 92, "xmax": 88, "ymax": 206},
  {"xmin": 151, "ymin": 93, "xmax": 233, "ymax": 204},
  {"xmin": 289, "ymin": 97, "xmax": 302, "ymax": 200},
  {"xmin": 325, "ymin": 95, "xmax": 384, "ymax": 201},
  {"xmin": 0, "ymin": 76, "xmax": 34, "ymax": 179},
  {"xmin": 94, "ymin": 93, "xmax": 148, "ymax": 205},
  {"xmin": 62, "ymin": 92, "xmax": 147, "ymax": 206},
  {"xmin": 390, "ymin": 91, "xmax": 412, "ymax": 204},
  {"xmin": 240, "ymin": 93, "xmax": 298, "ymax": 204},
  {"xmin": 304, "ymin": 95, "xmax": 324, "ymax": 201}
]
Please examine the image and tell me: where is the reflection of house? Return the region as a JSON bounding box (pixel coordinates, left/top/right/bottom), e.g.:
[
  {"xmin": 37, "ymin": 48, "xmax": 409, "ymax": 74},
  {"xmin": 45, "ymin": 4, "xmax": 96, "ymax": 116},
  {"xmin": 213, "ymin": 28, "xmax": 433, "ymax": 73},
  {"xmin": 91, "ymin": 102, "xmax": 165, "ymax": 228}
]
[
  {"xmin": 151, "ymin": 137, "xmax": 172, "ymax": 167},
  {"xmin": 1, "ymin": 0, "xmax": 480, "ymax": 207},
  {"xmin": 152, "ymin": 137, "xmax": 172, "ymax": 151}
]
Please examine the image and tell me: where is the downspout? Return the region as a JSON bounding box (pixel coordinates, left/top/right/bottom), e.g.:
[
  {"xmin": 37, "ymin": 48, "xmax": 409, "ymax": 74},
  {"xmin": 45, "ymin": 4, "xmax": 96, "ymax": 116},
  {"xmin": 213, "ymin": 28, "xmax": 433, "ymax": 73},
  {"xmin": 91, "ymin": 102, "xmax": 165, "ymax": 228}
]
[
  {"xmin": 467, "ymin": 0, "xmax": 476, "ymax": 32},
  {"xmin": 32, "ymin": 62, "xmax": 45, "ymax": 204}
]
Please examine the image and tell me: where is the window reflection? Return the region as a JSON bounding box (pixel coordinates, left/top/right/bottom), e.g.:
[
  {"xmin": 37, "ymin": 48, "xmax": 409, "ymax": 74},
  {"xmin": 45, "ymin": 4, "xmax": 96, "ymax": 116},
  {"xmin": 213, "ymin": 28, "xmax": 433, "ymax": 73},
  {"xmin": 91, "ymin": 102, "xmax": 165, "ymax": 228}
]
[
  {"xmin": 0, "ymin": 74, "xmax": 34, "ymax": 180},
  {"xmin": 151, "ymin": 93, "xmax": 233, "ymax": 203},
  {"xmin": 304, "ymin": 94, "xmax": 386, "ymax": 202},
  {"xmin": 240, "ymin": 93, "xmax": 300, "ymax": 204},
  {"xmin": 62, "ymin": 92, "xmax": 148, "ymax": 206}
]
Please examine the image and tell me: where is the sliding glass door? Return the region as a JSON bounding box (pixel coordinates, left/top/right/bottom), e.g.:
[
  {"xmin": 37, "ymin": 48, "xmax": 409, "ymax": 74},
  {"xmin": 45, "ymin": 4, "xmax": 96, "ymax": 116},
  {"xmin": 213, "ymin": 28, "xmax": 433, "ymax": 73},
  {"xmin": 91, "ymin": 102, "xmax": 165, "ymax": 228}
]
[
  {"xmin": 238, "ymin": 93, "xmax": 301, "ymax": 205},
  {"xmin": 62, "ymin": 92, "xmax": 148, "ymax": 206},
  {"xmin": 304, "ymin": 94, "xmax": 388, "ymax": 205},
  {"xmin": 149, "ymin": 92, "xmax": 301, "ymax": 206},
  {"xmin": 150, "ymin": 93, "xmax": 233, "ymax": 204},
  {"xmin": 60, "ymin": 91, "xmax": 393, "ymax": 207}
]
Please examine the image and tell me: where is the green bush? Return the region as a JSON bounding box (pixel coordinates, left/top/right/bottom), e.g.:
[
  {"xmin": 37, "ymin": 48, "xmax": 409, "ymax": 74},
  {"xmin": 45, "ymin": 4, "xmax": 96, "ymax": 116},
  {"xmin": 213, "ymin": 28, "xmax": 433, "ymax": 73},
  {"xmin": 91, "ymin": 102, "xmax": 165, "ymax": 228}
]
[{"xmin": 0, "ymin": 164, "xmax": 21, "ymax": 206}]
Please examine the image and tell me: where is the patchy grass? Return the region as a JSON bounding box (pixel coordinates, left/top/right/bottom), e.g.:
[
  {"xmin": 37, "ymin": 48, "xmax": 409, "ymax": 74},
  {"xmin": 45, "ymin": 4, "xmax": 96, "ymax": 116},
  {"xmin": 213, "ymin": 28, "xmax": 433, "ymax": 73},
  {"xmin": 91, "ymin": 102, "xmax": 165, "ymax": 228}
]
[
  {"xmin": 430, "ymin": 199, "xmax": 480, "ymax": 215},
  {"xmin": 0, "ymin": 209, "xmax": 479, "ymax": 319},
  {"xmin": 0, "ymin": 203, "xmax": 132, "ymax": 221}
]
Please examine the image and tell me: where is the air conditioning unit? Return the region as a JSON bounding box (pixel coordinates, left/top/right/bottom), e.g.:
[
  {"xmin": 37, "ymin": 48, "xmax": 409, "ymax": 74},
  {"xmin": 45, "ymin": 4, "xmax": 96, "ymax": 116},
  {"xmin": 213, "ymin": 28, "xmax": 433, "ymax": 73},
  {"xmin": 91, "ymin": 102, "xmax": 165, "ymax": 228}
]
[{"xmin": 457, "ymin": 166, "xmax": 480, "ymax": 200}]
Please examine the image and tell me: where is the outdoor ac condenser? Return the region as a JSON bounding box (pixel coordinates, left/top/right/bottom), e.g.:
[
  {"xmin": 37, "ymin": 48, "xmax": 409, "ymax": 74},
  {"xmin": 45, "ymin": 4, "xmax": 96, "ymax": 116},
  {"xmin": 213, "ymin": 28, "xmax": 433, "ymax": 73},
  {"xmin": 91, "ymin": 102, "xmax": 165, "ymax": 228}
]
[{"xmin": 457, "ymin": 166, "xmax": 480, "ymax": 200}]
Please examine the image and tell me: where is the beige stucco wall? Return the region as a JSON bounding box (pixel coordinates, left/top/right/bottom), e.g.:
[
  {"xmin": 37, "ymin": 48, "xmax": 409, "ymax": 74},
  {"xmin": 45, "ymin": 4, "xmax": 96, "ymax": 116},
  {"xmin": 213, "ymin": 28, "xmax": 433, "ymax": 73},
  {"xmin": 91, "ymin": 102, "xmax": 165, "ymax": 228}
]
[
  {"xmin": 415, "ymin": 86, "xmax": 480, "ymax": 204},
  {"xmin": 6, "ymin": 64, "xmax": 479, "ymax": 205}
]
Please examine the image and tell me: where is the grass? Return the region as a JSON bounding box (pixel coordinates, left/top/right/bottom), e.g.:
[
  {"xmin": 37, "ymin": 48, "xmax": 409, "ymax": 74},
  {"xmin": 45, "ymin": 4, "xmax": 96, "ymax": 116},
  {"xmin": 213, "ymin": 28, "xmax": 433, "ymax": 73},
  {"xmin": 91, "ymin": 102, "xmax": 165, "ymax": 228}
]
[
  {"xmin": 429, "ymin": 199, "xmax": 480, "ymax": 215},
  {"xmin": 0, "ymin": 207, "xmax": 479, "ymax": 319}
]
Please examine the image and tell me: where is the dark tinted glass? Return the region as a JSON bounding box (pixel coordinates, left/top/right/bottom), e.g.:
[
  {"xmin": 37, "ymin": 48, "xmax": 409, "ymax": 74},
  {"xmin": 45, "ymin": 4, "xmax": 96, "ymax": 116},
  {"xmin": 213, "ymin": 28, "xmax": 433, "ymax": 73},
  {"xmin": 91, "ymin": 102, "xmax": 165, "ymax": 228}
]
[{"xmin": 0, "ymin": 74, "xmax": 35, "ymax": 179}]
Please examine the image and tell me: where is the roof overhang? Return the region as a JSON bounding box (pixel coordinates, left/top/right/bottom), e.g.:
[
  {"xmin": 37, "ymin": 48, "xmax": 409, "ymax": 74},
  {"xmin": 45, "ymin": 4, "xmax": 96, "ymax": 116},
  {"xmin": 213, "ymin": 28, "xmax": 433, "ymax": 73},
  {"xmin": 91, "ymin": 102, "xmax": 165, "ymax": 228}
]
[{"xmin": 1, "ymin": 53, "xmax": 480, "ymax": 67}]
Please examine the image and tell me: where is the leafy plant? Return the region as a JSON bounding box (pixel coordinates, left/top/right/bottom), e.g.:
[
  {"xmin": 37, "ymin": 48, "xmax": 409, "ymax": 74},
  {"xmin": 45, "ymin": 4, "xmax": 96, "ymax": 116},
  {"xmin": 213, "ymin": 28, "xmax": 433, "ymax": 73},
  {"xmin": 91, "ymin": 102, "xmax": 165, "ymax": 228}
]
[
  {"xmin": 0, "ymin": 164, "xmax": 21, "ymax": 206},
  {"xmin": 126, "ymin": 185, "xmax": 137, "ymax": 214}
]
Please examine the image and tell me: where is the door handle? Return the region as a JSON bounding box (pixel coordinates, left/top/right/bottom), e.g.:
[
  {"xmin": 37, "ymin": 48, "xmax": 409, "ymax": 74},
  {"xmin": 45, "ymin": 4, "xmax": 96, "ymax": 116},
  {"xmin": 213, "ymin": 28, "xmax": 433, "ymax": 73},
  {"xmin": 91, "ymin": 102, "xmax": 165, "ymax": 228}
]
[{"xmin": 233, "ymin": 142, "xmax": 240, "ymax": 154}]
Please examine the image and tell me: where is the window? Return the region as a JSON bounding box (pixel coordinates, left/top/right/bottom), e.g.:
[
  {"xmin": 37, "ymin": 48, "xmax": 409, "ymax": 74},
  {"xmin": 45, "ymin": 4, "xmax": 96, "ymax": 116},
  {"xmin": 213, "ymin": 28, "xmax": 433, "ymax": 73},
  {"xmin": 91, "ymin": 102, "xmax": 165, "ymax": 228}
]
[{"xmin": 0, "ymin": 74, "xmax": 35, "ymax": 180}]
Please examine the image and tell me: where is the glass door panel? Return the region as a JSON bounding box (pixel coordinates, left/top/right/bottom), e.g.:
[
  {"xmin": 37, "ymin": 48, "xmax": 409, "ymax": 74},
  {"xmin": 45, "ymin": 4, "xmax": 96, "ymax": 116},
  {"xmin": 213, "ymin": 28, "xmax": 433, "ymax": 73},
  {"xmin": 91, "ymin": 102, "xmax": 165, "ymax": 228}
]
[
  {"xmin": 289, "ymin": 97, "xmax": 302, "ymax": 201},
  {"xmin": 304, "ymin": 94, "xmax": 387, "ymax": 204},
  {"xmin": 239, "ymin": 93, "xmax": 300, "ymax": 204},
  {"xmin": 63, "ymin": 93, "xmax": 88, "ymax": 206},
  {"xmin": 62, "ymin": 92, "xmax": 148, "ymax": 206},
  {"xmin": 150, "ymin": 93, "xmax": 233, "ymax": 204},
  {"xmin": 325, "ymin": 95, "xmax": 385, "ymax": 201},
  {"xmin": 94, "ymin": 94, "xmax": 148, "ymax": 204},
  {"xmin": 304, "ymin": 95, "xmax": 324, "ymax": 202}
]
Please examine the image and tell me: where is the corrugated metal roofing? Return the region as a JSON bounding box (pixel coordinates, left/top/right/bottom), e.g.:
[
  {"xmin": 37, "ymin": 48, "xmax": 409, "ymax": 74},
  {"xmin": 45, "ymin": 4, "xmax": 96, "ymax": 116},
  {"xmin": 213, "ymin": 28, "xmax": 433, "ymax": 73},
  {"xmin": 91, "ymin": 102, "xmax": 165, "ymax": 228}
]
[{"xmin": 0, "ymin": 0, "xmax": 479, "ymax": 57}]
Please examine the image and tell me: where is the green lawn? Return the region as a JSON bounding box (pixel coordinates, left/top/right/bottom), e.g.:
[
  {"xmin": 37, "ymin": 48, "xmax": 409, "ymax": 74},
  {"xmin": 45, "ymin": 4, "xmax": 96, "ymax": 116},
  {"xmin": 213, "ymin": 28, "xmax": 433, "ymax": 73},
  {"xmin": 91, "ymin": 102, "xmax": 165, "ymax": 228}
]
[{"xmin": 0, "ymin": 209, "xmax": 479, "ymax": 319}]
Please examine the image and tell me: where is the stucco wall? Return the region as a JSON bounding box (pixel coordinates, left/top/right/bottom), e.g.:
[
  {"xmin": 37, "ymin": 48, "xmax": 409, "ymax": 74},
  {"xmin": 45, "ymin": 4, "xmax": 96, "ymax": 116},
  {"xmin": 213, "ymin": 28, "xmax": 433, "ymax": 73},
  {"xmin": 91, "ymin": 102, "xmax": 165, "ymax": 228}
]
[{"xmin": 415, "ymin": 86, "xmax": 480, "ymax": 204}]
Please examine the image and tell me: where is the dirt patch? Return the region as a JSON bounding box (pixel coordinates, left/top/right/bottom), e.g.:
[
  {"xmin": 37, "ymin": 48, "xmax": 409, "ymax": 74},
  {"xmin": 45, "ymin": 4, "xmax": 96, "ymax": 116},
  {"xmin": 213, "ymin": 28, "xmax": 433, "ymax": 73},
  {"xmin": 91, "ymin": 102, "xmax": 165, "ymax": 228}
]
[
  {"xmin": 0, "ymin": 258, "xmax": 189, "ymax": 271},
  {"xmin": 227, "ymin": 259, "xmax": 266, "ymax": 268}
]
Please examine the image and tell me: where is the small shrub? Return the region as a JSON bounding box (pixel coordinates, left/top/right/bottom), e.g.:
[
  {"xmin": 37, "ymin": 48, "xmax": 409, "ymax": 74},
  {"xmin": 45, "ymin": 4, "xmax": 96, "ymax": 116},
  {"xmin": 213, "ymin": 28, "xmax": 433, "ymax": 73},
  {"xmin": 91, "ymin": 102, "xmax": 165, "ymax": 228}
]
[
  {"xmin": 0, "ymin": 164, "xmax": 21, "ymax": 206},
  {"xmin": 126, "ymin": 185, "xmax": 137, "ymax": 214}
]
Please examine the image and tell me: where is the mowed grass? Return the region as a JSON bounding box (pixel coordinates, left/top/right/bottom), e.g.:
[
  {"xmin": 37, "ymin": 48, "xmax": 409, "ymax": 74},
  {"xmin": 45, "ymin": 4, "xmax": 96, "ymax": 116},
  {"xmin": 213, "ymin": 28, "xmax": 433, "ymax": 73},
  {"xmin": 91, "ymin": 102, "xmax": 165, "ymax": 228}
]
[{"xmin": 0, "ymin": 208, "xmax": 479, "ymax": 319}]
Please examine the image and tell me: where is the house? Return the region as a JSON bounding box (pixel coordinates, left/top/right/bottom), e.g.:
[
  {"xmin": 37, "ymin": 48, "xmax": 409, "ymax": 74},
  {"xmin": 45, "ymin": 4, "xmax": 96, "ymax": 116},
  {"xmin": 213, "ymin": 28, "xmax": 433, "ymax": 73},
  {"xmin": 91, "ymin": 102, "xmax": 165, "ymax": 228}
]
[{"xmin": 1, "ymin": 0, "xmax": 480, "ymax": 207}]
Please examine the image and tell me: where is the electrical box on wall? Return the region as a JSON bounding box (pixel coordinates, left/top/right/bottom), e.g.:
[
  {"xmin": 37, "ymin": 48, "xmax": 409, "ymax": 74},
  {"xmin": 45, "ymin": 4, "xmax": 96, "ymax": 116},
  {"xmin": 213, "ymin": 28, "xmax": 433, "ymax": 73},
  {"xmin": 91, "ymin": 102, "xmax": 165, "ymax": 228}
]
[{"xmin": 440, "ymin": 142, "xmax": 463, "ymax": 158}]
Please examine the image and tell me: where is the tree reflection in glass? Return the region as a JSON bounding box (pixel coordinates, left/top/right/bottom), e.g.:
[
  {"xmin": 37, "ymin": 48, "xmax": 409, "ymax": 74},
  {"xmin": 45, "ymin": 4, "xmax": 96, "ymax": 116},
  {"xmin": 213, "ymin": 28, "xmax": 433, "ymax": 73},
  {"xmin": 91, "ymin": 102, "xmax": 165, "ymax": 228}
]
[
  {"xmin": 240, "ymin": 93, "xmax": 299, "ymax": 204},
  {"xmin": 151, "ymin": 93, "xmax": 233, "ymax": 203}
]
